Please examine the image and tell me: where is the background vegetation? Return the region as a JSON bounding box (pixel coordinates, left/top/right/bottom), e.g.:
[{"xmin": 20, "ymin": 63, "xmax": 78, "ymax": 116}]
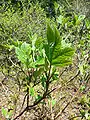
[{"xmin": 0, "ymin": 0, "xmax": 90, "ymax": 120}]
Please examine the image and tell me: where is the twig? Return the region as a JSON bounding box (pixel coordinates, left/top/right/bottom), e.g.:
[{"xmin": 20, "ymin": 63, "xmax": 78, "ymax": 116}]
[
  {"xmin": 54, "ymin": 88, "xmax": 80, "ymax": 120},
  {"xmin": 66, "ymin": 70, "xmax": 80, "ymax": 84},
  {"xmin": 13, "ymin": 106, "xmax": 28, "ymax": 120},
  {"xmin": 20, "ymin": 93, "xmax": 27, "ymax": 111},
  {"xmin": 8, "ymin": 57, "xmax": 26, "ymax": 75}
]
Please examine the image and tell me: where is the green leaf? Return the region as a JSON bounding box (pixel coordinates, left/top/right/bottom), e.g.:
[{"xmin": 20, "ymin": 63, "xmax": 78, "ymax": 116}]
[
  {"xmin": 85, "ymin": 19, "xmax": 90, "ymax": 29},
  {"xmin": 73, "ymin": 14, "xmax": 85, "ymax": 25},
  {"xmin": 11, "ymin": 39, "xmax": 22, "ymax": 47},
  {"xmin": 52, "ymin": 47, "xmax": 74, "ymax": 66},
  {"xmin": 54, "ymin": 26, "xmax": 61, "ymax": 44},
  {"xmin": 54, "ymin": 2, "xmax": 59, "ymax": 13},
  {"xmin": 45, "ymin": 57, "xmax": 49, "ymax": 70},
  {"xmin": 35, "ymin": 48, "xmax": 45, "ymax": 67},
  {"xmin": 52, "ymin": 57, "xmax": 72, "ymax": 67},
  {"xmin": 80, "ymin": 96, "xmax": 87, "ymax": 105},
  {"xmin": 45, "ymin": 24, "xmax": 74, "ymax": 67},
  {"xmin": 41, "ymin": 76, "xmax": 46, "ymax": 89},
  {"xmin": 35, "ymin": 95, "xmax": 42, "ymax": 101},
  {"xmin": 53, "ymin": 46, "xmax": 74, "ymax": 59},
  {"xmin": 15, "ymin": 42, "xmax": 31, "ymax": 60},
  {"xmin": 80, "ymin": 109, "xmax": 85, "ymax": 117},
  {"xmin": 45, "ymin": 25, "xmax": 61, "ymax": 63},
  {"xmin": 48, "ymin": 99, "xmax": 56, "ymax": 107},
  {"xmin": 15, "ymin": 42, "xmax": 34, "ymax": 68},
  {"xmin": 51, "ymin": 99, "xmax": 56, "ymax": 107},
  {"xmin": 44, "ymin": 43, "xmax": 54, "ymax": 63},
  {"xmin": 57, "ymin": 15, "xmax": 63, "ymax": 24},
  {"xmin": 80, "ymin": 85, "xmax": 86, "ymax": 92},
  {"xmin": 15, "ymin": 47, "xmax": 27, "ymax": 63},
  {"xmin": 47, "ymin": 24, "xmax": 55, "ymax": 44},
  {"xmin": 8, "ymin": 110, "xmax": 13, "ymax": 118},
  {"xmin": 35, "ymin": 37, "xmax": 44, "ymax": 48},
  {"xmin": 29, "ymin": 87, "xmax": 35, "ymax": 97},
  {"xmin": 1, "ymin": 107, "xmax": 8, "ymax": 117},
  {"xmin": 88, "ymin": 116, "xmax": 90, "ymax": 120},
  {"xmin": 21, "ymin": 42, "xmax": 31, "ymax": 55},
  {"xmin": 52, "ymin": 72, "xmax": 59, "ymax": 81},
  {"xmin": 35, "ymin": 57, "xmax": 45, "ymax": 67}
]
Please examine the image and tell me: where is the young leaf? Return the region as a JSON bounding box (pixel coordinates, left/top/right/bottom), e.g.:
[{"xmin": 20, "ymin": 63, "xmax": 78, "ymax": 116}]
[
  {"xmin": 15, "ymin": 42, "xmax": 35, "ymax": 68},
  {"xmin": 1, "ymin": 107, "xmax": 8, "ymax": 117},
  {"xmin": 51, "ymin": 99, "xmax": 56, "ymax": 107},
  {"xmin": 57, "ymin": 15, "xmax": 64, "ymax": 24},
  {"xmin": 35, "ymin": 95, "xmax": 42, "ymax": 101},
  {"xmin": 48, "ymin": 99, "xmax": 56, "ymax": 107},
  {"xmin": 21, "ymin": 42, "xmax": 31, "ymax": 55},
  {"xmin": 35, "ymin": 57, "xmax": 45, "ymax": 67},
  {"xmin": 29, "ymin": 87, "xmax": 35, "ymax": 97}
]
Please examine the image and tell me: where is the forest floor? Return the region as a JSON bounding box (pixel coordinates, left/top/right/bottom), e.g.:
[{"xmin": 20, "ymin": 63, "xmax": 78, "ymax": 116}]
[{"xmin": 0, "ymin": 62, "xmax": 90, "ymax": 120}]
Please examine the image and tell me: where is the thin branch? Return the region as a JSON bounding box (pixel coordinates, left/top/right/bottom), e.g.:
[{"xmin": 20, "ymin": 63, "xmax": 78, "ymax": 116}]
[
  {"xmin": 20, "ymin": 93, "xmax": 27, "ymax": 111},
  {"xmin": 13, "ymin": 94, "xmax": 45, "ymax": 120},
  {"xmin": 13, "ymin": 107, "xmax": 28, "ymax": 120},
  {"xmin": 13, "ymin": 67, "xmax": 80, "ymax": 119},
  {"xmin": 66, "ymin": 70, "xmax": 80, "ymax": 84},
  {"xmin": 13, "ymin": 68, "xmax": 55, "ymax": 119},
  {"xmin": 8, "ymin": 57, "xmax": 26, "ymax": 75},
  {"xmin": 54, "ymin": 88, "xmax": 80, "ymax": 120}
]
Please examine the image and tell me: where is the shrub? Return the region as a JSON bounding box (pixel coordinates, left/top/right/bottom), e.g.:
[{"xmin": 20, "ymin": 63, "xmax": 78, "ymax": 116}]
[{"xmin": 7, "ymin": 23, "xmax": 74, "ymax": 120}]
